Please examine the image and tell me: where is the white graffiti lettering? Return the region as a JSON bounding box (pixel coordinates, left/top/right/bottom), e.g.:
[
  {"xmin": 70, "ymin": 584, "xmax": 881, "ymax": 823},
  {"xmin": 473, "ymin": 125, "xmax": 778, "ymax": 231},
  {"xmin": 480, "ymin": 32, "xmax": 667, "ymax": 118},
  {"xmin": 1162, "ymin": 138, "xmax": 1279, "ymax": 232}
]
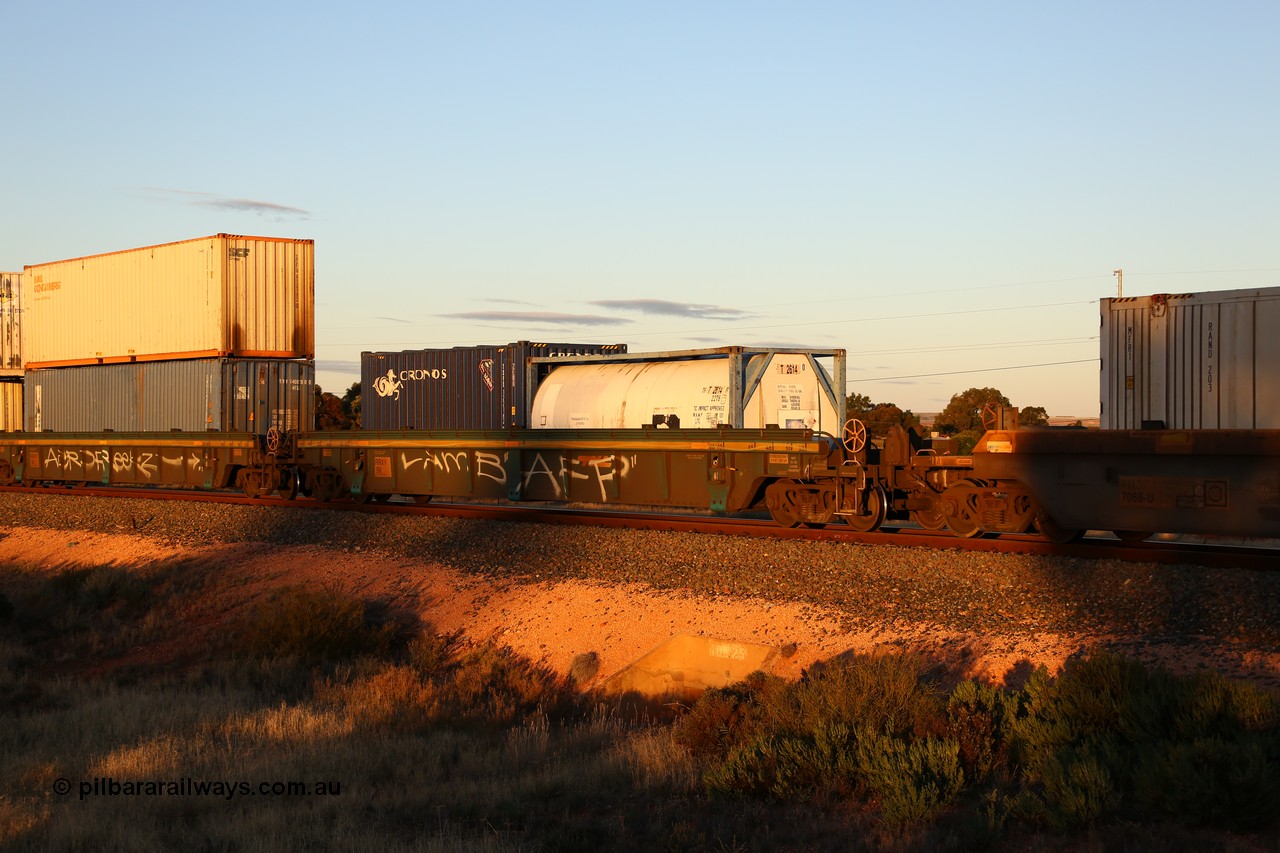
[
  {"xmin": 475, "ymin": 451, "xmax": 506, "ymax": 483},
  {"xmin": 523, "ymin": 452, "xmax": 563, "ymax": 498},
  {"xmin": 136, "ymin": 453, "xmax": 157, "ymax": 478}
]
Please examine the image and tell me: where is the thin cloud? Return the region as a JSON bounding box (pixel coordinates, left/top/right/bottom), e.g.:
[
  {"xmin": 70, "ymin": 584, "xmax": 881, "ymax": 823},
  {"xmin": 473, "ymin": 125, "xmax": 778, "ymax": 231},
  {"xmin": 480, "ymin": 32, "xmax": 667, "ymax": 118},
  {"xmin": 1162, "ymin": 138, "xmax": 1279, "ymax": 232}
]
[
  {"xmin": 141, "ymin": 187, "xmax": 310, "ymax": 219},
  {"xmin": 315, "ymin": 359, "xmax": 360, "ymax": 373},
  {"xmin": 374, "ymin": 316, "xmax": 412, "ymax": 323},
  {"xmin": 439, "ymin": 310, "xmax": 632, "ymax": 327},
  {"xmin": 590, "ymin": 299, "xmax": 759, "ymax": 320}
]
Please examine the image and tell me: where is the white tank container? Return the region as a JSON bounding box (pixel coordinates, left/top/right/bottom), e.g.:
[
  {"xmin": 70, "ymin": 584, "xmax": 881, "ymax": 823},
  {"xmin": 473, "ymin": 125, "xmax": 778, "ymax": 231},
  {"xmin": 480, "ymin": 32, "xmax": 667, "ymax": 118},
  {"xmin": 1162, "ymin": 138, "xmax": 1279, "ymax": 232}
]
[
  {"xmin": 22, "ymin": 234, "xmax": 314, "ymax": 367},
  {"xmin": 530, "ymin": 349, "xmax": 843, "ymax": 431},
  {"xmin": 1100, "ymin": 286, "xmax": 1280, "ymax": 429}
]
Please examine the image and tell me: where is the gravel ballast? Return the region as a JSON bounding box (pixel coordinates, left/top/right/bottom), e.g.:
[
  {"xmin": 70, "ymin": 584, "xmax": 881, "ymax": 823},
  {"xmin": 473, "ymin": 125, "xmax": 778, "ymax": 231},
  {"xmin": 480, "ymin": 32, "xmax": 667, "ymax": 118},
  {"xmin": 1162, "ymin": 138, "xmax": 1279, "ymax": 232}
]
[{"xmin": 2, "ymin": 491, "xmax": 1278, "ymax": 687}]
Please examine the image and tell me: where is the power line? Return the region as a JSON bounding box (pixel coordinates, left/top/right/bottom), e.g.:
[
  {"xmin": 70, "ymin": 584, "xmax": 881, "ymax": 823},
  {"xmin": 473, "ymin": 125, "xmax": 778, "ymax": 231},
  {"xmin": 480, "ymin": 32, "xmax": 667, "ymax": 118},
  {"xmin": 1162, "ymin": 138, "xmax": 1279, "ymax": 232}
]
[
  {"xmin": 852, "ymin": 358, "xmax": 1098, "ymax": 384},
  {"xmin": 847, "ymin": 336, "xmax": 1096, "ymax": 357}
]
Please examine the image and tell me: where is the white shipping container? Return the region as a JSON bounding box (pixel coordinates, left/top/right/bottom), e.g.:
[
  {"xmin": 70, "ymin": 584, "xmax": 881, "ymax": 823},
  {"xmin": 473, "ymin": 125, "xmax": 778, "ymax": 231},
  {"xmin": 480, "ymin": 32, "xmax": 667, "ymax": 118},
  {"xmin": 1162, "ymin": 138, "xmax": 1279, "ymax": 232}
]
[
  {"xmin": 0, "ymin": 272, "xmax": 21, "ymax": 375},
  {"xmin": 1100, "ymin": 286, "xmax": 1280, "ymax": 429},
  {"xmin": 22, "ymin": 234, "xmax": 314, "ymax": 367},
  {"xmin": 530, "ymin": 348, "xmax": 844, "ymax": 432},
  {"xmin": 0, "ymin": 380, "xmax": 20, "ymax": 431}
]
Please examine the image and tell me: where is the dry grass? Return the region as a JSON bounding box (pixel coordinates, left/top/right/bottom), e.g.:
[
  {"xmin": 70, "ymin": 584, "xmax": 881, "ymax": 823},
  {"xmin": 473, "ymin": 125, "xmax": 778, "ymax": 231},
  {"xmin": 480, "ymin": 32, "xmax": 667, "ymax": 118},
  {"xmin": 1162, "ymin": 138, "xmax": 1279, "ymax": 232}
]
[{"xmin": 3, "ymin": 556, "xmax": 1280, "ymax": 852}]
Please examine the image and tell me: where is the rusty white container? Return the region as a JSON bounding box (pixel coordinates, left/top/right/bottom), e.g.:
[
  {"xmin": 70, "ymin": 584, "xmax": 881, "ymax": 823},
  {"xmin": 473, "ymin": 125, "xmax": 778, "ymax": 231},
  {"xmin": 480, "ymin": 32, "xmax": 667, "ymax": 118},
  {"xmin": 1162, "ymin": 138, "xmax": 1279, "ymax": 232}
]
[
  {"xmin": 1100, "ymin": 286, "xmax": 1280, "ymax": 429},
  {"xmin": 530, "ymin": 347, "xmax": 846, "ymax": 431},
  {"xmin": 22, "ymin": 234, "xmax": 314, "ymax": 368},
  {"xmin": 0, "ymin": 380, "xmax": 20, "ymax": 431},
  {"xmin": 0, "ymin": 272, "xmax": 21, "ymax": 375}
]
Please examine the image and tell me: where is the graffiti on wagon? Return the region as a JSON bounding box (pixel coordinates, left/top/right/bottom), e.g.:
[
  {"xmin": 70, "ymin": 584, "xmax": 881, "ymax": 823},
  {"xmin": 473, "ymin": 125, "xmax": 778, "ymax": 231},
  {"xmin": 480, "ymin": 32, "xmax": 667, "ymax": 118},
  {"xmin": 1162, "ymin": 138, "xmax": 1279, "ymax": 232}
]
[{"xmin": 394, "ymin": 449, "xmax": 637, "ymax": 502}]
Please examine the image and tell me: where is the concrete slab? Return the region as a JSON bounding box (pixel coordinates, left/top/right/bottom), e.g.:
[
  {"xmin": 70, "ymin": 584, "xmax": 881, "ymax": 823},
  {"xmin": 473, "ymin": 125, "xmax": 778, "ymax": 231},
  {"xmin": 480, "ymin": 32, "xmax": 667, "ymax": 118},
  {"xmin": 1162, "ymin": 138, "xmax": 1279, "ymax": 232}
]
[{"xmin": 599, "ymin": 633, "xmax": 779, "ymax": 700}]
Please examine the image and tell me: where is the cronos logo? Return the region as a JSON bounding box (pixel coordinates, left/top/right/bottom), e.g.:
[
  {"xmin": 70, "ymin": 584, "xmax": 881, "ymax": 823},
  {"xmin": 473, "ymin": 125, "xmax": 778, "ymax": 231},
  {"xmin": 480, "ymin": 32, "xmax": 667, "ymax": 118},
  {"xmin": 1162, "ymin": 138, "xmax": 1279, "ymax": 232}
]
[
  {"xmin": 479, "ymin": 358, "xmax": 494, "ymax": 391},
  {"xmin": 372, "ymin": 369, "xmax": 402, "ymax": 400},
  {"xmin": 372, "ymin": 366, "xmax": 451, "ymax": 400}
]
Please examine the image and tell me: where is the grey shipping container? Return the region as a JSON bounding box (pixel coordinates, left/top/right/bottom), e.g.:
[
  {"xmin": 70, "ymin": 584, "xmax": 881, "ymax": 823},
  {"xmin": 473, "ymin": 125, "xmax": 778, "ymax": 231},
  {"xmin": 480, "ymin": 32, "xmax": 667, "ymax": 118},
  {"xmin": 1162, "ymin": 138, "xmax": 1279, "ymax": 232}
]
[
  {"xmin": 361, "ymin": 342, "xmax": 627, "ymax": 430},
  {"xmin": 0, "ymin": 272, "xmax": 21, "ymax": 375},
  {"xmin": 25, "ymin": 358, "xmax": 315, "ymax": 435},
  {"xmin": 1100, "ymin": 286, "xmax": 1280, "ymax": 429}
]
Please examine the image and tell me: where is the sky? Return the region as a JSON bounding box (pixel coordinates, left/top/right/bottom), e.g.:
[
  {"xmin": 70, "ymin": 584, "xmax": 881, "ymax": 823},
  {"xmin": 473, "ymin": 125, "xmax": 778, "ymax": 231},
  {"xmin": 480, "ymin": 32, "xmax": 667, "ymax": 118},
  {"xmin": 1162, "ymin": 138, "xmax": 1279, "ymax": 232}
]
[{"xmin": 3, "ymin": 2, "xmax": 1276, "ymax": 417}]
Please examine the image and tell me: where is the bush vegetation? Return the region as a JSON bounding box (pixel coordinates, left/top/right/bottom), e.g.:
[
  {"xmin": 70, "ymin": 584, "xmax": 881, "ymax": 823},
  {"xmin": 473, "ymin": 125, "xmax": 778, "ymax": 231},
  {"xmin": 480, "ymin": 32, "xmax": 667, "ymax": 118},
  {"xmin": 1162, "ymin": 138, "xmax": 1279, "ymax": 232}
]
[{"xmin": 1, "ymin": 560, "xmax": 1278, "ymax": 851}]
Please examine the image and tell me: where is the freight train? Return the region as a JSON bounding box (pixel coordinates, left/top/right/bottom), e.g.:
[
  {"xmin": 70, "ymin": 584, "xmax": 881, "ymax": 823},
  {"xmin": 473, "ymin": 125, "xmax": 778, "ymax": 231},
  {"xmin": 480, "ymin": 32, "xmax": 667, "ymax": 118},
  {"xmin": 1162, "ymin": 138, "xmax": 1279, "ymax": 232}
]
[
  {"xmin": 0, "ymin": 348, "xmax": 1276, "ymax": 544},
  {"xmin": 1, "ymin": 236, "xmax": 1277, "ymax": 544}
]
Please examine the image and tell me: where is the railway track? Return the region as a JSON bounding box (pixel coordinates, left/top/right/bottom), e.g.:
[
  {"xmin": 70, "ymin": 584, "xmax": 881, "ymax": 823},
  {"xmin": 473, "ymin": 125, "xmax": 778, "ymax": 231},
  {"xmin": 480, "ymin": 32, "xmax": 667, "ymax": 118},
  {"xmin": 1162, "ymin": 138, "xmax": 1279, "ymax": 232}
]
[{"xmin": 5, "ymin": 483, "xmax": 1276, "ymax": 571}]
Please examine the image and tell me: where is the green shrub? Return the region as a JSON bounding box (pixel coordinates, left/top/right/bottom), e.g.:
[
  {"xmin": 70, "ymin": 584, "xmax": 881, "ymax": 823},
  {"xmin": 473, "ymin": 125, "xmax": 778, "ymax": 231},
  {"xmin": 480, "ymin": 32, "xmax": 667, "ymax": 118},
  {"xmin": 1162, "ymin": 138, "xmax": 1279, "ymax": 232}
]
[
  {"xmin": 1012, "ymin": 748, "xmax": 1121, "ymax": 831},
  {"xmin": 1172, "ymin": 670, "xmax": 1280, "ymax": 737},
  {"xmin": 855, "ymin": 733, "xmax": 965, "ymax": 825},
  {"xmin": 1134, "ymin": 735, "xmax": 1280, "ymax": 829},
  {"xmin": 237, "ymin": 585, "xmax": 396, "ymax": 663},
  {"xmin": 946, "ymin": 679, "xmax": 1017, "ymax": 784},
  {"xmin": 76, "ymin": 566, "xmax": 151, "ymax": 611},
  {"xmin": 440, "ymin": 641, "xmax": 575, "ymax": 726},
  {"xmin": 703, "ymin": 721, "xmax": 859, "ymax": 799},
  {"xmin": 674, "ymin": 672, "xmax": 782, "ymax": 757},
  {"xmin": 784, "ymin": 652, "xmax": 946, "ymax": 739}
]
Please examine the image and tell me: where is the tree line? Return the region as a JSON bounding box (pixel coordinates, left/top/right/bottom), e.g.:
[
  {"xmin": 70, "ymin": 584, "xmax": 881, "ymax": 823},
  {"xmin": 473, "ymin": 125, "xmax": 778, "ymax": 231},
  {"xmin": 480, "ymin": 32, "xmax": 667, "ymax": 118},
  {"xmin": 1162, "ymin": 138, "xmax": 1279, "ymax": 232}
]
[
  {"xmin": 313, "ymin": 382, "xmax": 1063, "ymax": 453},
  {"xmin": 847, "ymin": 386, "xmax": 1062, "ymax": 454}
]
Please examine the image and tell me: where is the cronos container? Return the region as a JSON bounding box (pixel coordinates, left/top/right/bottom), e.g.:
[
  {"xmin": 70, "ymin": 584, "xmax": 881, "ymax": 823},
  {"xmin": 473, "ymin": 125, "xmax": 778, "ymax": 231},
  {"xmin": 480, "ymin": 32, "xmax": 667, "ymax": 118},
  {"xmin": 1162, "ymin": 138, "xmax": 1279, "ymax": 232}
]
[
  {"xmin": 529, "ymin": 346, "xmax": 847, "ymax": 431},
  {"xmin": 24, "ymin": 358, "xmax": 314, "ymax": 435},
  {"xmin": 1100, "ymin": 286, "xmax": 1280, "ymax": 429},
  {"xmin": 0, "ymin": 380, "xmax": 20, "ymax": 431},
  {"xmin": 0, "ymin": 272, "xmax": 21, "ymax": 375},
  {"xmin": 361, "ymin": 341, "xmax": 627, "ymax": 430},
  {"xmin": 22, "ymin": 234, "xmax": 314, "ymax": 367}
]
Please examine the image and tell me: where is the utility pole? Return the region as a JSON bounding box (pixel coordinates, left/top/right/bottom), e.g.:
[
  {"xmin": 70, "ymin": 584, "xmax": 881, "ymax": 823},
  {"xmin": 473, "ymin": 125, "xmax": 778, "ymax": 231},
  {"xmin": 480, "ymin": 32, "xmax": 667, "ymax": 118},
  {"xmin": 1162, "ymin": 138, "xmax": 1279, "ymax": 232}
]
[{"xmin": 1113, "ymin": 268, "xmax": 1123, "ymax": 297}]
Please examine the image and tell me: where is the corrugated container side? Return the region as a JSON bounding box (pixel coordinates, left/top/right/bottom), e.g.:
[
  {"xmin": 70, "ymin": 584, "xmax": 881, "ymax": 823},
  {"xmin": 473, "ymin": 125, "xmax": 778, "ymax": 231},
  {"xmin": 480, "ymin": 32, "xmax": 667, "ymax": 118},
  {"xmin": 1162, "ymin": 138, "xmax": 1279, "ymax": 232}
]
[
  {"xmin": 0, "ymin": 379, "xmax": 21, "ymax": 431},
  {"xmin": 21, "ymin": 234, "xmax": 314, "ymax": 367},
  {"xmin": 24, "ymin": 358, "xmax": 314, "ymax": 434},
  {"xmin": 0, "ymin": 273, "xmax": 21, "ymax": 373},
  {"xmin": 1100, "ymin": 287, "xmax": 1280, "ymax": 429},
  {"xmin": 361, "ymin": 342, "xmax": 626, "ymax": 430}
]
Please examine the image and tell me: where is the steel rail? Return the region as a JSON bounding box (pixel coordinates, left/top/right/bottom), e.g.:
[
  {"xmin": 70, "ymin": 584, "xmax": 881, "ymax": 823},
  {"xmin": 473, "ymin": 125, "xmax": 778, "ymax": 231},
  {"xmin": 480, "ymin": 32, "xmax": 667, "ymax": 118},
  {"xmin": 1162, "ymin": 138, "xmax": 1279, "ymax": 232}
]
[{"xmin": 3, "ymin": 484, "xmax": 1276, "ymax": 570}]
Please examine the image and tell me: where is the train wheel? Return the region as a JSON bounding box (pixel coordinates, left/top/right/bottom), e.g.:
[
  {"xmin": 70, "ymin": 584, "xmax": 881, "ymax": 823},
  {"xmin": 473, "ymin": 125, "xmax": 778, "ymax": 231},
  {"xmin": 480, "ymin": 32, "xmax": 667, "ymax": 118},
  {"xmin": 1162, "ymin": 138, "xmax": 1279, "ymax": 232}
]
[
  {"xmin": 278, "ymin": 469, "xmax": 302, "ymax": 501},
  {"xmin": 942, "ymin": 479, "xmax": 985, "ymax": 538},
  {"xmin": 0, "ymin": 461, "xmax": 14, "ymax": 486},
  {"xmin": 413, "ymin": 494, "xmax": 433, "ymax": 505},
  {"xmin": 765, "ymin": 480, "xmax": 807, "ymax": 528},
  {"xmin": 239, "ymin": 469, "xmax": 269, "ymax": 499},
  {"xmin": 307, "ymin": 471, "xmax": 335, "ymax": 502},
  {"xmin": 1034, "ymin": 510, "xmax": 1082, "ymax": 544},
  {"xmin": 1114, "ymin": 530, "xmax": 1153, "ymax": 542},
  {"xmin": 842, "ymin": 485, "xmax": 886, "ymax": 533},
  {"xmin": 910, "ymin": 488, "xmax": 947, "ymax": 530}
]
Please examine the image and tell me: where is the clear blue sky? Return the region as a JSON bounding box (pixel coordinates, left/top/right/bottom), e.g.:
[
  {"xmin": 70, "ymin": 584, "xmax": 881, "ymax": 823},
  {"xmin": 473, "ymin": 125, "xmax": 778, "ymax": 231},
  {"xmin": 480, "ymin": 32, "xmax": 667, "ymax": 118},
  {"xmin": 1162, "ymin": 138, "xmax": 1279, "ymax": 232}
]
[{"xmin": 4, "ymin": 2, "xmax": 1276, "ymax": 416}]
